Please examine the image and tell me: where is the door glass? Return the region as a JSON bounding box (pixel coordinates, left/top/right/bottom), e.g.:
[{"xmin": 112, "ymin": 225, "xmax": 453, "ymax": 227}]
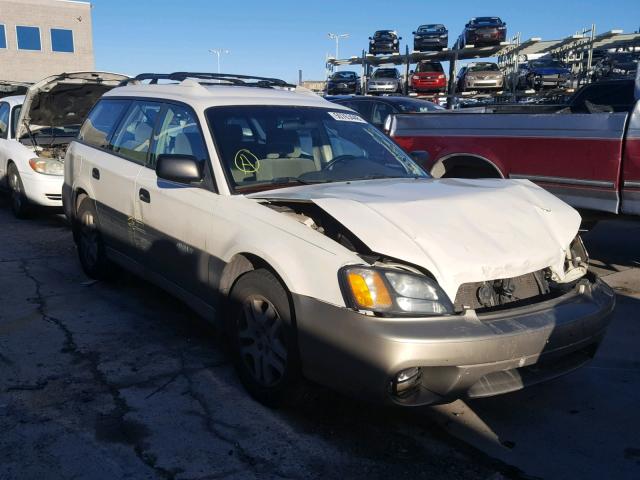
[
  {"xmin": 110, "ymin": 102, "xmax": 162, "ymax": 164},
  {"xmin": 79, "ymin": 99, "xmax": 130, "ymax": 149},
  {"xmin": 371, "ymin": 102, "xmax": 395, "ymax": 126},
  {"xmin": 0, "ymin": 103, "xmax": 9, "ymax": 139},
  {"xmin": 149, "ymin": 104, "xmax": 208, "ymax": 168}
]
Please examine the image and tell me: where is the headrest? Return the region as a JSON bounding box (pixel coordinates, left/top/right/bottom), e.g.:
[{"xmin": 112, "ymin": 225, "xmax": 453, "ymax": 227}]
[
  {"xmin": 267, "ymin": 129, "xmax": 299, "ymax": 157},
  {"xmin": 134, "ymin": 122, "xmax": 153, "ymax": 142}
]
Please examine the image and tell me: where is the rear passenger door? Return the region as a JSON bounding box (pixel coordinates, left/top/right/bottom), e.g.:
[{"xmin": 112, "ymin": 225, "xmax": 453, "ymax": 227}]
[
  {"xmin": 134, "ymin": 102, "xmax": 218, "ymax": 302},
  {"xmin": 80, "ymin": 99, "xmax": 162, "ymax": 257}
]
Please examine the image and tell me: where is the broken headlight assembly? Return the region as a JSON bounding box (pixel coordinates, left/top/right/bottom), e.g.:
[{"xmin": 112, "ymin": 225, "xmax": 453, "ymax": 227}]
[
  {"xmin": 551, "ymin": 235, "xmax": 589, "ymax": 284},
  {"xmin": 340, "ymin": 266, "xmax": 454, "ymax": 316}
]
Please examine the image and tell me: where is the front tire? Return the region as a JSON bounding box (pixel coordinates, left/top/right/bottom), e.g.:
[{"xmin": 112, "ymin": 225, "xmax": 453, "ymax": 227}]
[
  {"xmin": 228, "ymin": 269, "xmax": 301, "ymax": 407},
  {"xmin": 75, "ymin": 195, "xmax": 114, "ymax": 280},
  {"xmin": 7, "ymin": 163, "xmax": 30, "ymax": 219}
]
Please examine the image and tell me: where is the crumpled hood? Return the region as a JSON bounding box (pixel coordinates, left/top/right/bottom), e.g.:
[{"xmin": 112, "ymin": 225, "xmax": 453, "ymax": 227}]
[
  {"xmin": 251, "ymin": 178, "xmax": 581, "ymax": 301},
  {"xmin": 17, "ymin": 72, "xmax": 129, "ymax": 139}
]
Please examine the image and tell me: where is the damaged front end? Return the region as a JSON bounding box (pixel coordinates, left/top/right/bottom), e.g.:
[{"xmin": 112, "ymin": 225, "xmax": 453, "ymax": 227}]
[{"xmin": 262, "ymin": 198, "xmax": 591, "ymax": 317}]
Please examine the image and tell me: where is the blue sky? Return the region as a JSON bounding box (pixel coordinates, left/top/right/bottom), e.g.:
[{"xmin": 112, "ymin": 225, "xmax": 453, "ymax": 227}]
[{"xmin": 91, "ymin": 0, "xmax": 640, "ymax": 82}]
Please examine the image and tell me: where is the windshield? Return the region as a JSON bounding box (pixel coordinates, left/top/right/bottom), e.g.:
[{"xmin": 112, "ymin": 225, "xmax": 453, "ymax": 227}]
[
  {"xmin": 393, "ymin": 99, "xmax": 444, "ymax": 112},
  {"xmin": 612, "ymin": 53, "xmax": 638, "ymax": 63},
  {"xmin": 206, "ymin": 106, "xmax": 428, "ymax": 193},
  {"xmin": 529, "ymin": 59, "xmax": 566, "ymax": 68},
  {"xmin": 468, "ymin": 63, "xmax": 499, "ymax": 72},
  {"xmin": 374, "ymin": 31, "xmax": 394, "ymax": 37},
  {"xmin": 418, "ymin": 24, "xmax": 444, "ymax": 33},
  {"xmin": 331, "ymin": 71, "xmax": 357, "ymax": 80},
  {"xmin": 373, "ymin": 69, "xmax": 398, "ymax": 78},
  {"xmin": 416, "ymin": 62, "xmax": 444, "ymax": 73},
  {"xmin": 471, "ymin": 17, "xmax": 501, "ymax": 25}
]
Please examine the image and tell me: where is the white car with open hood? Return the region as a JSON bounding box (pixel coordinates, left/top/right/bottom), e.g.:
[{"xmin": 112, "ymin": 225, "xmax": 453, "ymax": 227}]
[
  {"xmin": 0, "ymin": 72, "xmax": 128, "ymax": 218},
  {"xmin": 63, "ymin": 72, "xmax": 615, "ymax": 407}
]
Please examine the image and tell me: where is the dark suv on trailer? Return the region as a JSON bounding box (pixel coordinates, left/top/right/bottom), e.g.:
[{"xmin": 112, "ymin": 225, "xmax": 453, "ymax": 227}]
[
  {"xmin": 461, "ymin": 17, "xmax": 507, "ymax": 47},
  {"xmin": 413, "ymin": 24, "xmax": 448, "ymax": 51},
  {"xmin": 592, "ymin": 52, "xmax": 639, "ymax": 81},
  {"xmin": 326, "ymin": 71, "xmax": 361, "ymax": 95},
  {"xmin": 369, "ymin": 30, "xmax": 401, "ymax": 55}
]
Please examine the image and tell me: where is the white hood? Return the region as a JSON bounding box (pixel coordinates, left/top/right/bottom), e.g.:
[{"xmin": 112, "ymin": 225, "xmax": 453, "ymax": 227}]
[{"xmin": 251, "ymin": 178, "xmax": 581, "ymax": 301}]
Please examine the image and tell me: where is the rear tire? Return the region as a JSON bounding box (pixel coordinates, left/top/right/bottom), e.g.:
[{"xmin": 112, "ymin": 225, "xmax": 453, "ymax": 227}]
[
  {"xmin": 75, "ymin": 195, "xmax": 114, "ymax": 280},
  {"xmin": 7, "ymin": 163, "xmax": 30, "ymax": 219},
  {"xmin": 228, "ymin": 269, "xmax": 302, "ymax": 407}
]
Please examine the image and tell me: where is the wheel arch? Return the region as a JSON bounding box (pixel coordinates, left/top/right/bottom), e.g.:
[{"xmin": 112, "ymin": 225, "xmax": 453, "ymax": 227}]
[{"xmin": 430, "ymin": 153, "xmax": 505, "ymax": 179}]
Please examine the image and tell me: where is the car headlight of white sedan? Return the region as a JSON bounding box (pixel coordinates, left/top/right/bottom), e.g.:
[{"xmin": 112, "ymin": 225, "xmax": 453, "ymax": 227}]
[
  {"xmin": 341, "ymin": 266, "xmax": 454, "ymax": 316},
  {"xmin": 29, "ymin": 157, "xmax": 64, "ymax": 176}
]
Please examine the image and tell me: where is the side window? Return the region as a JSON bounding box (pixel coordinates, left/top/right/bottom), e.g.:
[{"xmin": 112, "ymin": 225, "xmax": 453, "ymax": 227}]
[
  {"xmin": 571, "ymin": 83, "xmax": 635, "ymax": 113},
  {"xmin": 0, "ymin": 103, "xmax": 9, "ymax": 139},
  {"xmin": 344, "ymin": 101, "xmax": 373, "ymax": 122},
  {"xmin": 11, "ymin": 105, "xmax": 22, "ymax": 139},
  {"xmin": 79, "ymin": 100, "xmax": 130, "ymax": 149},
  {"xmin": 371, "ymin": 102, "xmax": 395, "ymax": 127},
  {"xmin": 110, "ymin": 101, "xmax": 162, "ymax": 164},
  {"xmin": 149, "ymin": 104, "xmax": 208, "ymax": 168}
]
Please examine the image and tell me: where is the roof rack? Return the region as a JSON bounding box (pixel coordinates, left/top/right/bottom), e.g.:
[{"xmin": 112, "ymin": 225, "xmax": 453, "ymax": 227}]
[{"xmin": 120, "ymin": 72, "xmax": 295, "ymax": 89}]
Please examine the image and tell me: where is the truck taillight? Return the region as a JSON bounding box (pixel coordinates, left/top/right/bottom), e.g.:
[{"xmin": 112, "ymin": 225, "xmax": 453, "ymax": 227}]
[{"xmin": 438, "ymin": 74, "xmax": 445, "ymax": 79}]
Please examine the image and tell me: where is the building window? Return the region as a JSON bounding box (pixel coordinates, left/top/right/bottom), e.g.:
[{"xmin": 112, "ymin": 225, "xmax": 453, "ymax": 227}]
[
  {"xmin": 0, "ymin": 25, "xmax": 7, "ymax": 49},
  {"xmin": 16, "ymin": 26, "xmax": 41, "ymax": 51},
  {"xmin": 51, "ymin": 28, "xmax": 74, "ymax": 53}
]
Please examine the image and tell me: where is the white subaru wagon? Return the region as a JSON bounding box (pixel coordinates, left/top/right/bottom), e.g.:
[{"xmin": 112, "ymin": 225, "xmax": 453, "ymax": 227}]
[{"xmin": 63, "ymin": 73, "xmax": 615, "ymax": 407}]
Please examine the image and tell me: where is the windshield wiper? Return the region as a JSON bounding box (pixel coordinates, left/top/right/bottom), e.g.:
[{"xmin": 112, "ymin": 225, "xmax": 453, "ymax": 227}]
[{"xmin": 270, "ymin": 177, "xmax": 314, "ymax": 186}]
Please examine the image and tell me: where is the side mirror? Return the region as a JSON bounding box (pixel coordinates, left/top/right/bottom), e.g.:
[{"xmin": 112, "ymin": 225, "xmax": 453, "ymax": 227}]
[
  {"xmin": 368, "ymin": 37, "xmax": 372, "ymax": 40},
  {"xmin": 410, "ymin": 150, "xmax": 430, "ymax": 169},
  {"xmin": 399, "ymin": 37, "xmax": 403, "ymax": 40},
  {"xmin": 156, "ymin": 154, "xmax": 203, "ymax": 184},
  {"xmin": 412, "ymin": 31, "xmax": 416, "ymax": 35},
  {"xmin": 410, "ymin": 69, "xmax": 414, "ymax": 74}
]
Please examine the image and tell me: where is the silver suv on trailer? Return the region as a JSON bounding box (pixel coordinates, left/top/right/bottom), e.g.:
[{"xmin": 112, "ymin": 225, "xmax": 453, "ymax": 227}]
[{"xmin": 64, "ymin": 72, "xmax": 614, "ymax": 407}]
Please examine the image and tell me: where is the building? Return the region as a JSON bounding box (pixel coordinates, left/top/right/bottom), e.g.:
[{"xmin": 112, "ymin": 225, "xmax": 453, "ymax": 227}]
[{"xmin": 0, "ymin": 0, "xmax": 94, "ymax": 83}]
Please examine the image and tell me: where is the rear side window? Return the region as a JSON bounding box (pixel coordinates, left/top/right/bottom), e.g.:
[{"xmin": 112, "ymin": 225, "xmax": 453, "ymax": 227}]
[
  {"xmin": 79, "ymin": 99, "xmax": 130, "ymax": 149},
  {"xmin": 0, "ymin": 102, "xmax": 9, "ymax": 139},
  {"xmin": 571, "ymin": 82, "xmax": 636, "ymax": 113},
  {"xmin": 149, "ymin": 104, "xmax": 208, "ymax": 168},
  {"xmin": 110, "ymin": 101, "xmax": 162, "ymax": 164}
]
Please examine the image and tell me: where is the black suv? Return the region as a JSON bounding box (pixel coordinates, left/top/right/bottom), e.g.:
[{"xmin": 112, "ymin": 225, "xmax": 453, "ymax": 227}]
[
  {"xmin": 326, "ymin": 71, "xmax": 361, "ymax": 95},
  {"xmin": 461, "ymin": 17, "xmax": 507, "ymax": 47},
  {"xmin": 413, "ymin": 24, "xmax": 448, "ymax": 51},
  {"xmin": 369, "ymin": 30, "xmax": 401, "ymax": 55}
]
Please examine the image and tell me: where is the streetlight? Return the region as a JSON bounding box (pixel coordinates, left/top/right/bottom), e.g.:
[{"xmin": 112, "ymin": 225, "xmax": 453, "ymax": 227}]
[
  {"xmin": 208, "ymin": 48, "xmax": 230, "ymax": 73},
  {"xmin": 327, "ymin": 33, "xmax": 349, "ymax": 61}
]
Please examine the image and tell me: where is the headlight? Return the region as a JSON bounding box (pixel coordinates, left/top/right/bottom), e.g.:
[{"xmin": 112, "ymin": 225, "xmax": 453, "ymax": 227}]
[
  {"xmin": 370, "ymin": 40, "xmax": 374, "ymax": 44},
  {"xmin": 440, "ymin": 34, "xmax": 448, "ymax": 38},
  {"xmin": 341, "ymin": 266, "xmax": 454, "ymax": 316},
  {"xmin": 29, "ymin": 157, "xmax": 64, "ymax": 176},
  {"xmin": 612, "ymin": 67, "xmax": 626, "ymax": 74},
  {"xmin": 393, "ymin": 39, "xmax": 398, "ymax": 44}
]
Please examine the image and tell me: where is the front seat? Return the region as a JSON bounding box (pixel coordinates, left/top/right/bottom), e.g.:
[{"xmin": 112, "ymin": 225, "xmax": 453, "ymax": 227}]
[{"xmin": 256, "ymin": 129, "xmax": 316, "ymax": 180}]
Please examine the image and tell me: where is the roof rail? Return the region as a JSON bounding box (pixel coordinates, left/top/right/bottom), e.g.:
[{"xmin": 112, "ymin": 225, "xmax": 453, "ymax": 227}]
[{"xmin": 120, "ymin": 72, "xmax": 295, "ymax": 89}]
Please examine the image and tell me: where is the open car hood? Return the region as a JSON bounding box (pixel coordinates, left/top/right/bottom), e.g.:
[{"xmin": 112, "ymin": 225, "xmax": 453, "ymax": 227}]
[
  {"xmin": 17, "ymin": 72, "xmax": 129, "ymax": 139},
  {"xmin": 251, "ymin": 178, "xmax": 581, "ymax": 301}
]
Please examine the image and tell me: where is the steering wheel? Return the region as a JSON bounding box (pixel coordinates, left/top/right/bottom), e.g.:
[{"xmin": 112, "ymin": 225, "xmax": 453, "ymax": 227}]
[{"xmin": 323, "ymin": 154, "xmax": 356, "ymax": 171}]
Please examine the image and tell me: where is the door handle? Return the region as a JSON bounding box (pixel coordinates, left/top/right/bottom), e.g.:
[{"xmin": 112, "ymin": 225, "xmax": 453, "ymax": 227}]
[
  {"xmin": 139, "ymin": 188, "xmax": 151, "ymax": 203},
  {"xmin": 92, "ymin": 168, "xmax": 100, "ymax": 180}
]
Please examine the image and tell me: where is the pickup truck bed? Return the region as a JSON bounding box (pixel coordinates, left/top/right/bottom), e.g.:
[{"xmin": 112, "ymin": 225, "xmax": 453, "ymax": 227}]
[{"xmin": 390, "ymin": 78, "xmax": 640, "ymax": 216}]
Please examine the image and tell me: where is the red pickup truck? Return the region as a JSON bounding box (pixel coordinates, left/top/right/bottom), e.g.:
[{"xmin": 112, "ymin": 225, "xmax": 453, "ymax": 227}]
[{"xmin": 390, "ymin": 78, "xmax": 640, "ymax": 217}]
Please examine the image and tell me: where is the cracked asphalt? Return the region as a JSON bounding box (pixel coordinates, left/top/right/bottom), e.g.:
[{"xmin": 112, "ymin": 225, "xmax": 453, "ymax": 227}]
[
  {"xmin": 1, "ymin": 194, "xmax": 638, "ymax": 480},
  {"xmin": 0, "ymin": 196, "xmax": 506, "ymax": 480}
]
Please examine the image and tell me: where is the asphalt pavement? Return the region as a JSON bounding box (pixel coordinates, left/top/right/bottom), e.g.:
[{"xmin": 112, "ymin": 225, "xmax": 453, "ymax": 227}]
[{"xmin": 0, "ymin": 196, "xmax": 638, "ymax": 480}]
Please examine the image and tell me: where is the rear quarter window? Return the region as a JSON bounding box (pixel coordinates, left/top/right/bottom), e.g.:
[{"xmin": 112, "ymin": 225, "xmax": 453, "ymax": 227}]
[{"xmin": 78, "ymin": 99, "xmax": 131, "ymax": 149}]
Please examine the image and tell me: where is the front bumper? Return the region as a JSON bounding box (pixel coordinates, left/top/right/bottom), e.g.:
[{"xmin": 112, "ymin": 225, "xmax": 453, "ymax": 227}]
[
  {"xmin": 327, "ymin": 83, "xmax": 358, "ymax": 94},
  {"xmin": 414, "ymin": 38, "xmax": 447, "ymax": 51},
  {"xmin": 465, "ymin": 78, "xmax": 504, "ymax": 90},
  {"xmin": 411, "ymin": 77, "xmax": 446, "ymax": 92},
  {"xmin": 369, "ymin": 43, "xmax": 398, "ymax": 54},
  {"xmin": 294, "ymin": 274, "xmax": 615, "ymax": 406},
  {"xmin": 367, "ymin": 83, "xmax": 399, "ymax": 93},
  {"xmin": 20, "ymin": 171, "xmax": 64, "ymax": 207}
]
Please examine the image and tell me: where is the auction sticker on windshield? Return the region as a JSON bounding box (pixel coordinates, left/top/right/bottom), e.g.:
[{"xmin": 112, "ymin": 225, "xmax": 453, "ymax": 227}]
[{"xmin": 328, "ymin": 111, "xmax": 367, "ymax": 123}]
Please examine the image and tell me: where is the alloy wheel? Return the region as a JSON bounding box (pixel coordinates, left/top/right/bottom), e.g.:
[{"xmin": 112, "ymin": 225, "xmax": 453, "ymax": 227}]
[{"xmin": 238, "ymin": 295, "xmax": 287, "ymax": 387}]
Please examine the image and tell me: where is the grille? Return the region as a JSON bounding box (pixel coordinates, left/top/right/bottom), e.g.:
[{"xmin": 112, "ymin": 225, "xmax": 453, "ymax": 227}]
[{"xmin": 454, "ymin": 270, "xmax": 549, "ymax": 312}]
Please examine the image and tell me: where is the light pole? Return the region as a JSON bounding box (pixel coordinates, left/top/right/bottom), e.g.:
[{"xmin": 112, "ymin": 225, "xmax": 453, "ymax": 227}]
[
  {"xmin": 208, "ymin": 48, "xmax": 230, "ymax": 73},
  {"xmin": 327, "ymin": 33, "xmax": 349, "ymax": 61}
]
